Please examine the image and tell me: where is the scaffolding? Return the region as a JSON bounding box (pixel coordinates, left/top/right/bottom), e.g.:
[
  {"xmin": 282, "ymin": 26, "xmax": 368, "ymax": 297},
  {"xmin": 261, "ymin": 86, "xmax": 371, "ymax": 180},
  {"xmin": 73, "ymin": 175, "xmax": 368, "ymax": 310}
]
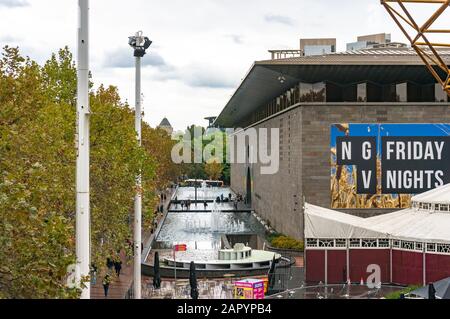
[{"xmin": 381, "ymin": 0, "xmax": 450, "ymax": 96}]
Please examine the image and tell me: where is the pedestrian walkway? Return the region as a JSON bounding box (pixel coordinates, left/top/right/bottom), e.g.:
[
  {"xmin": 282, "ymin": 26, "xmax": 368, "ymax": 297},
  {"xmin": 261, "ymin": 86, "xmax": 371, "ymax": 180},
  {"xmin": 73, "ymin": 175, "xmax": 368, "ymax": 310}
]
[
  {"xmin": 90, "ymin": 188, "xmax": 176, "ymax": 299},
  {"xmin": 91, "ymin": 253, "xmax": 134, "ymax": 299}
]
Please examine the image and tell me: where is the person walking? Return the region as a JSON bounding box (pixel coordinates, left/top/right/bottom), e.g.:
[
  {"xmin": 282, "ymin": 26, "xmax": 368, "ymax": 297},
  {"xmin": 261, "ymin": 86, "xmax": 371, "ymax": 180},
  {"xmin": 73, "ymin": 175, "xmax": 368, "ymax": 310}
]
[
  {"xmin": 181, "ymin": 201, "xmax": 185, "ymax": 211},
  {"xmin": 114, "ymin": 260, "xmax": 122, "ymax": 278},
  {"xmin": 203, "ymin": 200, "xmax": 208, "ymax": 210},
  {"xmin": 90, "ymin": 263, "xmax": 97, "ymax": 285},
  {"xmin": 103, "ymin": 275, "xmax": 111, "ymax": 298},
  {"xmin": 106, "ymin": 257, "xmax": 114, "ymax": 271}
]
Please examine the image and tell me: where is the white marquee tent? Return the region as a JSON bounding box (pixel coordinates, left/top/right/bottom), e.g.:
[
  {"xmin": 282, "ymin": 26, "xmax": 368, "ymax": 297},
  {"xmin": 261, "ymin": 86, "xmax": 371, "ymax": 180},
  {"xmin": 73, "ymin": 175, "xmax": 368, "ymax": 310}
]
[{"xmin": 305, "ymin": 184, "xmax": 450, "ymax": 244}]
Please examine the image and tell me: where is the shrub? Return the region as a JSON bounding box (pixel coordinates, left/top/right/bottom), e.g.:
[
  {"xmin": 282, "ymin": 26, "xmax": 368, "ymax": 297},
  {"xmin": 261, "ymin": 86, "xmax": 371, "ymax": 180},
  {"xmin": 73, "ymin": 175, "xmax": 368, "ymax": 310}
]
[{"xmin": 269, "ymin": 234, "xmax": 304, "ymax": 251}]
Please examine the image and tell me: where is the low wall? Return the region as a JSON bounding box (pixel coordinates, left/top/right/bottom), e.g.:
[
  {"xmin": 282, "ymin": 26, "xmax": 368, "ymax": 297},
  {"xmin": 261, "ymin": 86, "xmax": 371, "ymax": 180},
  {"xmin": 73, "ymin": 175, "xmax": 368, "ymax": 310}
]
[
  {"xmin": 305, "ymin": 248, "xmax": 450, "ymax": 286},
  {"xmin": 142, "ymin": 264, "xmax": 271, "ymax": 279},
  {"xmin": 266, "ymin": 245, "xmax": 304, "ymax": 257}
]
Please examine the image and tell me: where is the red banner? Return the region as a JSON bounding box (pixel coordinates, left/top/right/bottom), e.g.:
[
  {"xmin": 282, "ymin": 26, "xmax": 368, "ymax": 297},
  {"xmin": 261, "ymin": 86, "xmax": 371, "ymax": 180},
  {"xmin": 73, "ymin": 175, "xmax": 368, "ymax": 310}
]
[{"xmin": 173, "ymin": 244, "xmax": 187, "ymax": 252}]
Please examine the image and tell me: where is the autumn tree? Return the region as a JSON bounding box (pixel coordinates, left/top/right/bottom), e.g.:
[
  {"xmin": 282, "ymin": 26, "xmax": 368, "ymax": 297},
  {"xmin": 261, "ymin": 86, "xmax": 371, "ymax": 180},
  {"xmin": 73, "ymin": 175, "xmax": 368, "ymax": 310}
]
[
  {"xmin": 204, "ymin": 159, "xmax": 223, "ymax": 181},
  {"xmin": 0, "ymin": 46, "xmax": 176, "ymax": 298}
]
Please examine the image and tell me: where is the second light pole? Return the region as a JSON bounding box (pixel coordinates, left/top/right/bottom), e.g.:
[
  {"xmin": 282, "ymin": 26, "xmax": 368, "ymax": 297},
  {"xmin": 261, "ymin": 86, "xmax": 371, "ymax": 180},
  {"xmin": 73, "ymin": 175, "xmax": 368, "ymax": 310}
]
[{"xmin": 128, "ymin": 31, "xmax": 152, "ymax": 299}]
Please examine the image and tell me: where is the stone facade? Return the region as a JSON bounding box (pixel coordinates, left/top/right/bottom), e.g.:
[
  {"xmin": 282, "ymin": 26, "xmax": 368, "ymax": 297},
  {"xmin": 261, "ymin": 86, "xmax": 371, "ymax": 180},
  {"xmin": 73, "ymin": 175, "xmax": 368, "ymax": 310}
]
[{"xmin": 230, "ymin": 102, "xmax": 450, "ymax": 240}]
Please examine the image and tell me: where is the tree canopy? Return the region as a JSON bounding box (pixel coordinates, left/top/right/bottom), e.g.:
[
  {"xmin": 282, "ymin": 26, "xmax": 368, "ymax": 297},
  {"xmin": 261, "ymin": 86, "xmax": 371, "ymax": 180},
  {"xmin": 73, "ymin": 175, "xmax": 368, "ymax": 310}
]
[{"xmin": 0, "ymin": 46, "xmax": 179, "ymax": 298}]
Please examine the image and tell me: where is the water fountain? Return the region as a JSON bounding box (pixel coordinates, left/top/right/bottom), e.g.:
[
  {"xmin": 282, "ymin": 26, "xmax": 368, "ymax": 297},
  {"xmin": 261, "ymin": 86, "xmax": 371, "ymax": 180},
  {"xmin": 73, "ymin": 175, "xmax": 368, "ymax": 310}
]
[
  {"xmin": 201, "ymin": 180, "xmax": 208, "ymax": 200},
  {"xmin": 211, "ymin": 203, "xmax": 221, "ymax": 232}
]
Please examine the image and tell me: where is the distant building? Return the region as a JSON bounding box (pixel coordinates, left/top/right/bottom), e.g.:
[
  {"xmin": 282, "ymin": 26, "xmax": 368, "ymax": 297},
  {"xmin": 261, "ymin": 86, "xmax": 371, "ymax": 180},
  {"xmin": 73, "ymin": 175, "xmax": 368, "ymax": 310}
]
[
  {"xmin": 158, "ymin": 118, "xmax": 173, "ymax": 135},
  {"xmin": 216, "ymin": 39, "xmax": 450, "ymax": 241},
  {"xmin": 300, "ymin": 38, "xmax": 336, "ymax": 56},
  {"xmin": 346, "ymin": 33, "xmax": 406, "ymax": 51},
  {"xmin": 268, "ymin": 38, "xmax": 337, "ymax": 59}
]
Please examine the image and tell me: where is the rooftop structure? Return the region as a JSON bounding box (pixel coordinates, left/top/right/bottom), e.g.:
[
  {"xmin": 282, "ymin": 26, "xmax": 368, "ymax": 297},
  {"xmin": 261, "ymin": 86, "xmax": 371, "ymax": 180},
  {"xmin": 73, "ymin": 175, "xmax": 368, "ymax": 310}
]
[
  {"xmin": 214, "ymin": 38, "xmax": 450, "ymax": 243},
  {"xmin": 300, "ymin": 38, "xmax": 336, "ymax": 56},
  {"xmin": 216, "ymin": 47, "xmax": 450, "ymax": 128},
  {"xmin": 157, "ymin": 117, "xmax": 173, "ymax": 135},
  {"xmin": 347, "ymin": 33, "xmax": 395, "ymax": 51}
]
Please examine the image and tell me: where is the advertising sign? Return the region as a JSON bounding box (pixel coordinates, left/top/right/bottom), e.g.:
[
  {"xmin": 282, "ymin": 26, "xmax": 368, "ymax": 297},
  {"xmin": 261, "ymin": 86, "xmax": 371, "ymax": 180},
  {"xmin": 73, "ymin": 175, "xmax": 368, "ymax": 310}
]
[
  {"xmin": 234, "ymin": 279, "xmax": 265, "ymax": 300},
  {"xmin": 331, "ymin": 124, "xmax": 450, "ymax": 209}
]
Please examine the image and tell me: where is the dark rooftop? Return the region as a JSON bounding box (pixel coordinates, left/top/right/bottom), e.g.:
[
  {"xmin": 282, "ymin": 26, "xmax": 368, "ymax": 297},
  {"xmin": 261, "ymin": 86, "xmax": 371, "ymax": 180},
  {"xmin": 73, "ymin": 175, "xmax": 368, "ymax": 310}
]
[
  {"xmin": 215, "ymin": 48, "xmax": 450, "ymax": 128},
  {"xmin": 159, "ymin": 118, "xmax": 172, "ymax": 127}
]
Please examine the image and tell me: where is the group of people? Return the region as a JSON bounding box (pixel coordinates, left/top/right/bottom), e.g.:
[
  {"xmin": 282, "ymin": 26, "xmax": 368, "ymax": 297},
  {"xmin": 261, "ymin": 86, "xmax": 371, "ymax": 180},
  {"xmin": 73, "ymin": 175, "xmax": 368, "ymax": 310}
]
[
  {"xmin": 92, "ymin": 189, "xmax": 174, "ymax": 299},
  {"xmin": 89, "ymin": 256, "xmax": 123, "ymax": 298},
  {"xmin": 173, "ymin": 196, "xmax": 193, "ymax": 211},
  {"xmin": 103, "ymin": 257, "xmax": 123, "ymax": 297},
  {"xmin": 180, "ymin": 199, "xmax": 193, "ymax": 211}
]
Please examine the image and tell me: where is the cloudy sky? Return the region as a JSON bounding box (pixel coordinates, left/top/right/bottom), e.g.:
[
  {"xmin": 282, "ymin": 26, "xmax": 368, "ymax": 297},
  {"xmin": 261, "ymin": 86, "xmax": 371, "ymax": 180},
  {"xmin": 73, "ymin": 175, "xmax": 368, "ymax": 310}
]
[{"xmin": 0, "ymin": 0, "xmax": 447, "ymax": 130}]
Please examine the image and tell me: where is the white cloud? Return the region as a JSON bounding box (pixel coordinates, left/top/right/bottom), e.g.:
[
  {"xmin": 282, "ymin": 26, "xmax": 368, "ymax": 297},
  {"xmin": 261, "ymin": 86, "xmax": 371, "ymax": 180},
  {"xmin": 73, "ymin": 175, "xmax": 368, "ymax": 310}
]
[
  {"xmin": 1, "ymin": 0, "xmax": 444, "ymax": 130},
  {"xmin": 104, "ymin": 47, "xmax": 168, "ymax": 69},
  {"xmin": 0, "ymin": 0, "xmax": 28, "ymax": 8},
  {"xmin": 264, "ymin": 14, "xmax": 294, "ymax": 26}
]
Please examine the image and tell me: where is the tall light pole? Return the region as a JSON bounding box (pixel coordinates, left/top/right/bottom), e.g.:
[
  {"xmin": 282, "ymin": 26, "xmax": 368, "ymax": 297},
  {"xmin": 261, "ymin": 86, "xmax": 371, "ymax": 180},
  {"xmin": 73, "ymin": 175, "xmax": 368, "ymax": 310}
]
[
  {"xmin": 128, "ymin": 31, "xmax": 152, "ymax": 299},
  {"xmin": 76, "ymin": 0, "xmax": 90, "ymax": 299}
]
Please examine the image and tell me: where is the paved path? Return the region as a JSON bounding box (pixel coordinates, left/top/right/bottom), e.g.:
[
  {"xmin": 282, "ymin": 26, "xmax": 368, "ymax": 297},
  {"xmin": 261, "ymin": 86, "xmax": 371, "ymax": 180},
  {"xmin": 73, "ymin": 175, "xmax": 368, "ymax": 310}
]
[
  {"xmin": 90, "ymin": 252, "xmax": 134, "ymax": 299},
  {"xmin": 91, "ymin": 188, "xmax": 175, "ymax": 299}
]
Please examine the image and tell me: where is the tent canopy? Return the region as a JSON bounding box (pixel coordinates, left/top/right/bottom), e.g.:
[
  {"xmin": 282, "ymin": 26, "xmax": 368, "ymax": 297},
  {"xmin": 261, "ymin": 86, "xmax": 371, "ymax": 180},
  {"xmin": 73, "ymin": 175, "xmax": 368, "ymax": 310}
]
[
  {"xmin": 412, "ymin": 184, "xmax": 450, "ymax": 205},
  {"xmin": 411, "ymin": 277, "xmax": 450, "ymax": 299},
  {"xmin": 305, "ymin": 184, "xmax": 450, "ymax": 244},
  {"xmin": 304, "ymin": 204, "xmax": 386, "ymax": 239}
]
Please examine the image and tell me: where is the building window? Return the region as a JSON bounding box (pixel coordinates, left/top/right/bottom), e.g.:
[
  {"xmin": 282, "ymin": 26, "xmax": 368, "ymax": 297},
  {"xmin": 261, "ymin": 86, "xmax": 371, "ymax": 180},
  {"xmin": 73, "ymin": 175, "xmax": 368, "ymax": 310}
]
[
  {"xmin": 427, "ymin": 243, "xmax": 437, "ymax": 252},
  {"xmin": 401, "ymin": 241, "xmax": 415, "ymax": 251},
  {"xmin": 306, "ymin": 239, "xmax": 318, "ymax": 248},
  {"xmin": 350, "ymin": 239, "xmax": 361, "ymax": 248},
  {"xmin": 362, "ymin": 239, "xmax": 378, "ymax": 248},
  {"xmin": 396, "ymin": 83, "xmax": 408, "ymax": 102},
  {"xmin": 319, "ymin": 239, "xmax": 335, "ymax": 248},
  {"xmin": 378, "ymin": 239, "xmax": 390, "ymax": 248},
  {"xmin": 437, "ymin": 244, "xmax": 450, "ymax": 254},
  {"xmin": 415, "ymin": 242, "xmax": 424, "ymax": 252},
  {"xmin": 357, "ymin": 83, "xmax": 367, "ymax": 102},
  {"xmin": 393, "ymin": 240, "xmax": 401, "ymax": 248},
  {"xmin": 335, "ymin": 239, "xmax": 347, "ymax": 248},
  {"xmin": 435, "ymin": 83, "xmax": 449, "ymax": 102}
]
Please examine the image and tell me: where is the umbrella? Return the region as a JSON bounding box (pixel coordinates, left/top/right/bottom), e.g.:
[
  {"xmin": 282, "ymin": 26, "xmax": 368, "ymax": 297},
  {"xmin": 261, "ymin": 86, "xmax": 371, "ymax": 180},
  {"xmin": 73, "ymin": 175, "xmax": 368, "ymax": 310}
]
[
  {"xmin": 411, "ymin": 277, "xmax": 450, "ymax": 299},
  {"xmin": 429, "ymin": 284, "xmax": 436, "ymax": 300},
  {"xmin": 268, "ymin": 255, "xmax": 277, "ymax": 290},
  {"xmin": 153, "ymin": 252, "xmax": 161, "ymax": 289},
  {"xmin": 190, "ymin": 262, "xmax": 199, "ymax": 300}
]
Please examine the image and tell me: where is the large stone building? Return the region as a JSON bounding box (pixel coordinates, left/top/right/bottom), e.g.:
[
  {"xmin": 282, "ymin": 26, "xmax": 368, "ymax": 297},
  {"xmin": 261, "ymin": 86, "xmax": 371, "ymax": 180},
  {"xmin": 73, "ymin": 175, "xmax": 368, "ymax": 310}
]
[{"xmin": 215, "ymin": 46, "xmax": 450, "ymax": 241}]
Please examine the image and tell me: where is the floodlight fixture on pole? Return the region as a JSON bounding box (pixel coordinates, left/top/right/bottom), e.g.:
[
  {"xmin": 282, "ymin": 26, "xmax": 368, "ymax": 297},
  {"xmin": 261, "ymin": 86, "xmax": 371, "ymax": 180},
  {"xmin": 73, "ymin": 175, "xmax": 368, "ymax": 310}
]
[
  {"xmin": 129, "ymin": 31, "xmax": 153, "ymax": 57},
  {"xmin": 76, "ymin": 0, "xmax": 91, "ymax": 299},
  {"xmin": 129, "ymin": 30, "xmax": 152, "ymax": 300}
]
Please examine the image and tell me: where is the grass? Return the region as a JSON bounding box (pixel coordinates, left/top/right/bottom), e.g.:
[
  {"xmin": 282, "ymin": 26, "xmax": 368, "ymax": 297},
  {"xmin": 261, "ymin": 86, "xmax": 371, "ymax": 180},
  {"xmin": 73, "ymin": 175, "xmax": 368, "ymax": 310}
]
[{"xmin": 385, "ymin": 286, "xmax": 421, "ymax": 299}]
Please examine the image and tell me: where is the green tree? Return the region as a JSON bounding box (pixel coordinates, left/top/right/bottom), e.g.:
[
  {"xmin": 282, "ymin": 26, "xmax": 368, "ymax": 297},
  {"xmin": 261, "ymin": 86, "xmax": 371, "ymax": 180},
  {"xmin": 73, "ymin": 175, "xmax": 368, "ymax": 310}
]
[
  {"xmin": 0, "ymin": 46, "xmax": 176, "ymax": 298},
  {"xmin": 41, "ymin": 47, "xmax": 78, "ymax": 106}
]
